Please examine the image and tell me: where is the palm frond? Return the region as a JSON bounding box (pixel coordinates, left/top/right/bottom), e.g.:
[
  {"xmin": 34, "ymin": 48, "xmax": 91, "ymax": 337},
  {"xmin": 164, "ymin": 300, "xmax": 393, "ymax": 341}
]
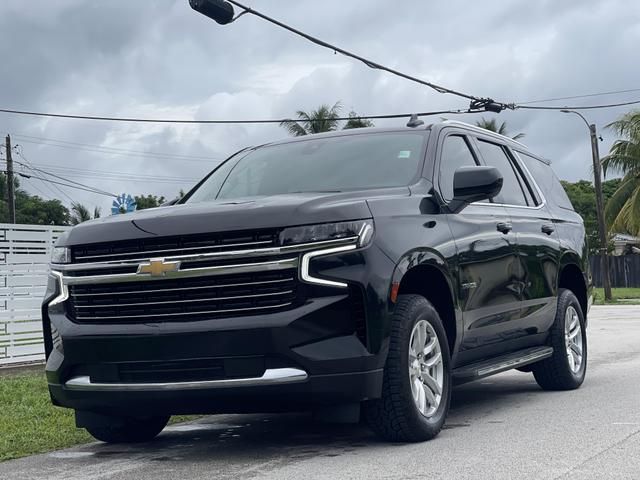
[
  {"xmin": 279, "ymin": 119, "xmax": 308, "ymax": 137},
  {"xmin": 604, "ymin": 174, "xmax": 639, "ymax": 226}
]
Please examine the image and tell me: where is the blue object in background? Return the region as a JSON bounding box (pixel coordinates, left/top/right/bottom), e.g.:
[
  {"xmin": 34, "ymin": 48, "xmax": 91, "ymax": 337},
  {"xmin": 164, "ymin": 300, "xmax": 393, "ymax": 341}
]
[{"xmin": 111, "ymin": 194, "xmax": 137, "ymax": 215}]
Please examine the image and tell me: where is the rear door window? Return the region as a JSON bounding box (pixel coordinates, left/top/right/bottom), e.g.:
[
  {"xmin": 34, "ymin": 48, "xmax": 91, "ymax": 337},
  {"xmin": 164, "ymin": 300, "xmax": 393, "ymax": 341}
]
[{"xmin": 475, "ymin": 139, "xmax": 528, "ymax": 206}]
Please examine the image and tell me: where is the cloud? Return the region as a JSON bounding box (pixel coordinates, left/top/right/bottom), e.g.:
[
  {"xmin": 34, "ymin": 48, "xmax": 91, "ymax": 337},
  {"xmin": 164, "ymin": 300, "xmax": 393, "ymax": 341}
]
[{"xmin": 0, "ymin": 0, "xmax": 638, "ymax": 212}]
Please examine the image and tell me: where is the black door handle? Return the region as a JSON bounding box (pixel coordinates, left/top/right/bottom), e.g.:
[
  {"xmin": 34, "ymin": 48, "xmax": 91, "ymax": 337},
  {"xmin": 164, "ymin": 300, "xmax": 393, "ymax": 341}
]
[
  {"xmin": 541, "ymin": 224, "xmax": 555, "ymax": 235},
  {"xmin": 496, "ymin": 222, "xmax": 513, "ymax": 234}
]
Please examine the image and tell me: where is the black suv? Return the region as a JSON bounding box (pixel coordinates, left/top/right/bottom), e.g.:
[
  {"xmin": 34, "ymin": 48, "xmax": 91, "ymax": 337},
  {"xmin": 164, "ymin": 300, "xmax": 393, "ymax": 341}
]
[{"xmin": 43, "ymin": 121, "xmax": 591, "ymax": 443}]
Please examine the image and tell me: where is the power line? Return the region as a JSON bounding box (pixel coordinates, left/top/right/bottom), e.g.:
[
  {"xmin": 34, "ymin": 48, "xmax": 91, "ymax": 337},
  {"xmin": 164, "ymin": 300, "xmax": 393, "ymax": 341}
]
[
  {"xmin": 516, "ymin": 99, "xmax": 640, "ymax": 111},
  {"xmin": 16, "ymin": 172, "xmax": 116, "ymax": 197},
  {"xmin": 517, "ymin": 88, "xmax": 640, "ymax": 105},
  {"xmin": 222, "ymin": 0, "xmax": 485, "ymax": 104},
  {"xmin": 14, "ymin": 153, "xmax": 117, "ymax": 197},
  {"xmin": 0, "ymin": 107, "xmax": 467, "ymax": 124},
  {"xmin": 13, "ymin": 134, "xmax": 221, "ymax": 162},
  {"xmin": 19, "ymin": 162, "xmax": 201, "ymax": 184},
  {"xmin": 13, "ymin": 149, "xmax": 75, "ymax": 203}
]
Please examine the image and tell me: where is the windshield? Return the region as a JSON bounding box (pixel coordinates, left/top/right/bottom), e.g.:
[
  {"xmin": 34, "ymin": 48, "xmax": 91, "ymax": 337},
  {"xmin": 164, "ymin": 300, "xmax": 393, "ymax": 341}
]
[{"xmin": 185, "ymin": 132, "xmax": 427, "ymax": 203}]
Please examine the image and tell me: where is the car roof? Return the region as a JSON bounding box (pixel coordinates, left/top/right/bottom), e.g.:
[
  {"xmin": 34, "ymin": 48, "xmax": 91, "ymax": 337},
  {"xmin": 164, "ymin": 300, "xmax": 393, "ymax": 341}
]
[
  {"xmin": 260, "ymin": 125, "xmax": 431, "ymax": 149},
  {"xmin": 249, "ymin": 120, "xmax": 549, "ymax": 164}
]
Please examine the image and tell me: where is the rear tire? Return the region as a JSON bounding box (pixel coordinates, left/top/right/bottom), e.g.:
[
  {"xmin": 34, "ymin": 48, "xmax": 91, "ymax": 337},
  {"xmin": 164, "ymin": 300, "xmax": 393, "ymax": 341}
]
[
  {"xmin": 532, "ymin": 288, "xmax": 587, "ymax": 391},
  {"xmin": 84, "ymin": 415, "xmax": 170, "ymax": 444},
  {"xmin": 364, "ymin": 294, "xmax": 452, "ymax": 442}
]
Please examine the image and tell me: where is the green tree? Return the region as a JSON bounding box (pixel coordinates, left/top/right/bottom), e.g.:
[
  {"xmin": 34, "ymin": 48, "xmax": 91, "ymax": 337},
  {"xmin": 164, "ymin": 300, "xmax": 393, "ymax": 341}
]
[
  {"xmin": 134, "ymin": 194, "xmax": 166, "ymax": 210},
  {"xmin": 343, "ymin": 111, "xmax": 375, "ymax": 130},
  {"xmin": 69, "ymin": 202, "xmax": 101, "ymax": 225},
  {"xmin": 280, "ymin": 103, "xmax": 374, "ymax": 136},
  {"xmin": 602, "ymin": 110, "xmax": 640, "ymax": 236},
  {"xmin": 280, "ymin": 102, "xmax": 342, "ymax": 136},
  {"xmin": 562, "ymin": 178, "xmax": 621, "ymax": 254},
  {"xmin": 475, "ymin": 117, "xmax": 525, "ymax": 140},
  {"xmin": 1, "ymin": 173, "xmax": 69, "ymax": 225}
]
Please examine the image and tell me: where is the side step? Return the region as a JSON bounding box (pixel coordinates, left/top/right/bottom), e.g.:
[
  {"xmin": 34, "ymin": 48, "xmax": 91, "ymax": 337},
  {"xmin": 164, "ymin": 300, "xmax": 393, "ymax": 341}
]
[{"xmin": 452, "ymin": 346, "xmax": 553, "ymax": 385}]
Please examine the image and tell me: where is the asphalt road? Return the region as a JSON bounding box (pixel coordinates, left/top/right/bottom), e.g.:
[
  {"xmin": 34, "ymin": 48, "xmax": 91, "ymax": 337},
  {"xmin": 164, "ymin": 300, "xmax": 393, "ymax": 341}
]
[{"xmin": 2, "ymin": 305, "xmax": 639, "ymax": 480}]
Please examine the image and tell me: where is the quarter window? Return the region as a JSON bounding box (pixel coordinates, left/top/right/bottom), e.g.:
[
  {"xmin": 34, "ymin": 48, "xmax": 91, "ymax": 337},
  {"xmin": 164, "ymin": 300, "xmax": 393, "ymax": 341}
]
[
  {"xmin": 476, "ymin": 140, "xmax": 528, "ymax": 206},
  {"xmin": 517, "ymin": 151, "xmax": 574, "ymax": 210},
  {"xmin": 439, "ymin": 135, "xmax": 478, "ymax": 201}
]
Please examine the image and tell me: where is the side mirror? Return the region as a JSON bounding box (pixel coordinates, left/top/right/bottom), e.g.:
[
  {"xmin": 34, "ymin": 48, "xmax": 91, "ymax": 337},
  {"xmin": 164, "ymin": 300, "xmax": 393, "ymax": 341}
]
[{"xmin": 449, "ymin": 166, "xmax": 503, "ymax": 213}]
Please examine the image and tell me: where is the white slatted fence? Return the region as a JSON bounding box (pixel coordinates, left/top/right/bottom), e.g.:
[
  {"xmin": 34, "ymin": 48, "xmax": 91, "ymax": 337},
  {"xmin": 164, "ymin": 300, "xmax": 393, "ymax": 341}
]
[{"xmin": 0, "ymin": 223, "xmax": 70, "ymax": 366}]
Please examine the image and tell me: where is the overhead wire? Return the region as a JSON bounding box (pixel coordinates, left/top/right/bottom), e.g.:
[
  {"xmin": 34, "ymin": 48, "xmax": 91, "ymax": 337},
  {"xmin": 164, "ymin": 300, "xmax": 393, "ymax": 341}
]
[
  {"xmin": 224, "ymin": 0, "xmax": 482, "ymax": 103},
  {"xmin": 17, "ymin": 162, "xmax": 200, "ymax": 184},
  {"xmin": 12, "ymin": 134, "xmax": 221, "ymax": 162},
  {"xmin": 15, "ymin": 171, "xmax": 116, "ymax": 197},
  {"xmin": 14, "ymin": 153, "xmax": 117, "ymax": 197},
  {"xmin": 0, "ymin": 108, "xmax": 468, "ymax": 124},
  {"xmin": 516, "ymin": 99, "xmax": 640, "ymax": 111},
  {"xmin": 517, "ymin": 88, "xmax": 640, "ymax": 105},
  {"xmin": 13, "ymin": 148, "xmax": 76, "ymax": 203}
]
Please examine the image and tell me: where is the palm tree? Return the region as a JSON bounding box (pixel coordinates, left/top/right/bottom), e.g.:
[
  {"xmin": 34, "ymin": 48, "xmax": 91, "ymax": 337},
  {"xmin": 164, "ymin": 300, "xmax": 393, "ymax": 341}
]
[
  {"xmin": 70, "ymin": 202, "xmax": 100, "ymax": 225},
  {"xmin": 475, "ymin": 117, "xmax": 525, "ymax": 141},
  {"xmin": 343, "ymin": 111, "xmax": 375, "ymax": 130},
  {"xmin": 280, "ymin": 102, "xmax": 342, "ymax": 137},
  {"xmin": 602, "ymin": 110, "xmax": 640, "ymax": 236}
]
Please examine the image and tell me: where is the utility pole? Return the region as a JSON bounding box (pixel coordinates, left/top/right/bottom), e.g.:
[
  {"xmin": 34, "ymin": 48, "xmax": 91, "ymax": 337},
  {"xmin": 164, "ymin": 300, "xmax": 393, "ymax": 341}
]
[
  {"xmin": 5, "ymin": 134, "xmax": 16, "ymax": 224},
  {"xmin": 589, "ymin": 123, "xmax": 612, "ymax": 301},
  {"xmin": 561, "ymin": 110, "xmax": 612, "ymax": 301}
]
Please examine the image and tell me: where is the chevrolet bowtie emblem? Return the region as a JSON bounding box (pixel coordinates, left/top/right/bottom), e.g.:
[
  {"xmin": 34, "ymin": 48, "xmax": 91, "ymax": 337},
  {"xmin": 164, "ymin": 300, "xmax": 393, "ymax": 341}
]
[{"xmin": 137, "ymin": 258, "xmax": 181, "ymax": 277}]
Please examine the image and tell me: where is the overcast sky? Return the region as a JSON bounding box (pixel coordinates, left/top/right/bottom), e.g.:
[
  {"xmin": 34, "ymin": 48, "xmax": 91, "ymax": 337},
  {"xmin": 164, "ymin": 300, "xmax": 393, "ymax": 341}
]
[{"xmin": 0, "ymin": 0, "xmax": 639, "ymax": 213}]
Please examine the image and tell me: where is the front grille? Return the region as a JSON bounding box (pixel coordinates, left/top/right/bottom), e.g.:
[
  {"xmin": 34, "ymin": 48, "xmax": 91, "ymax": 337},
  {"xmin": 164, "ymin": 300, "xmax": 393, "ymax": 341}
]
[
  {"xmin": 71, "ymin": 229, "xmax": 280, "ymax": 263},
  {"xmin": 67, "ymin": 269, "xmax": 299, "ymax": 324}
]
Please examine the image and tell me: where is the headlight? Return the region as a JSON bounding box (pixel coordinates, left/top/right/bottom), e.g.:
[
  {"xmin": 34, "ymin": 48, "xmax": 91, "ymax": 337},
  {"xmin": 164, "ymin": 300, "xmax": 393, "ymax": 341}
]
[
  {"xmin": 51, "ymin": 246, "xmax": 71, "ymax": 264},
  {"xmin": 280, "ymin": 219, "xmax": 374, "ymax": 247}
]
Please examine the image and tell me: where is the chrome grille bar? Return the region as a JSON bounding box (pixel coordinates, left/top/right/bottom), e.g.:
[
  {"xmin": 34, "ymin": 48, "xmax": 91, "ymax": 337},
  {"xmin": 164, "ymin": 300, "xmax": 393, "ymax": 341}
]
[
  {"xmin": 56, "ymin": 237, "xmax": 358, "ymax": 272},
  {"xmin": 73, "ymin": 290, "xmax": 294, "ymax": 308},
  {"xmin": 69, "ymin": 277, "xmax": 293, "ymax": 296},
  {"xmin": 73, "ymin": 302, "xmax": 293, "ymax": 321},
  {"xmin": 61, "ymin": 257, "xmax": 298, "ymax": 286}
]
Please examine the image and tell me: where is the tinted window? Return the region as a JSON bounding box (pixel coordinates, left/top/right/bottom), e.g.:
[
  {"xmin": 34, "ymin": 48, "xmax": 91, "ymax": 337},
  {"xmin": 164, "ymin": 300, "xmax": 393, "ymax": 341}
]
[
  {"xmin": 439, "ymin": 135, "xmax": 478, "ymax": 201},
  {"xmin": 186, "ymin": 133, "xmax": 427, "ymax": 203},
  {"xmin": 476, "ymin": 139, "xmax": 527, "ymax": 206},
  {"xmin": 517, "ymin": 151, "xmax": 574, "ymax": 210}
]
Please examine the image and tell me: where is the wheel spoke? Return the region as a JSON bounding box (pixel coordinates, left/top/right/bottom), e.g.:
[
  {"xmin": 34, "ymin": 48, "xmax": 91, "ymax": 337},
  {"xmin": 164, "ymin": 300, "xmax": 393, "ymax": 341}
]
[
  {"xmin": 422, "ymin": 383, "xmax": 437, "ymax": 408},
  {"xmin": 570, "ymin": 342, "xmax": 582, "ymax": 356},
  {"xmin": 416, "ymin": 379, "xmax": 427, "ymax": 414},
  {"xmin": 417, "ymin": 322, "xmax": 427, "ymax": 351},
  {"xmin": 423, "ymin": 336, "xmax": 437, "ymax": 355},
  {"xmin": 568, "ymin": 326, "xmax": 580, "ymax": 340},
  {"xmin": 422, "ymin": 371, "xmax": 442, "ymax": 396},
  {"xmin": 567, "ymin": 352, "xmax": 576, "ymax": 370},
  {"xmin": 423, "ymin": 352, "xmax": 442, "ymax": 369}
]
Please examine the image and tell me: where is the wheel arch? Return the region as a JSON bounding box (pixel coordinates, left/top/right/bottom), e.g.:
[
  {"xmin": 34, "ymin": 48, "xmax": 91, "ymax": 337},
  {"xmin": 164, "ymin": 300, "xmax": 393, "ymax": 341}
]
[
  {"xmin": 391, "ymin": 249, "xmax": 459, "ymax": 355},
  {"xmin": 557, "ymin": 253, "xmax": 588, "ymax": 320}
]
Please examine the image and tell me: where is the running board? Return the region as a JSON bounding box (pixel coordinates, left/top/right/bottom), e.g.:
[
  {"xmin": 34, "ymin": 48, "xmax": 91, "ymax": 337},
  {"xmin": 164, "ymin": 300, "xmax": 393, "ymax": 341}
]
[{"xmin": 452, "ymin": 346, "xmax": 553, "ymax": 385}]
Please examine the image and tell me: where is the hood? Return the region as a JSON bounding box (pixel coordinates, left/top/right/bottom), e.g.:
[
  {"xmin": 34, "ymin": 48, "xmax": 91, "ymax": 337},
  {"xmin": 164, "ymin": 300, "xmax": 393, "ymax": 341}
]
[{"xmin": 59, "ymin": 190, "xmax": 405, "ymax": 246}]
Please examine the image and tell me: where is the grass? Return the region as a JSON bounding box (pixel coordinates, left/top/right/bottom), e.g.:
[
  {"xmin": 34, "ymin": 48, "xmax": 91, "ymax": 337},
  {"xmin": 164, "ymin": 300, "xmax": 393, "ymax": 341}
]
[
  {"xmin": 0, "ymin": 370, "xmax": 199, "ymax": 462},
  {"xmin": 593, "ymin": 287, "xmax": 640, "ymax": 305}
]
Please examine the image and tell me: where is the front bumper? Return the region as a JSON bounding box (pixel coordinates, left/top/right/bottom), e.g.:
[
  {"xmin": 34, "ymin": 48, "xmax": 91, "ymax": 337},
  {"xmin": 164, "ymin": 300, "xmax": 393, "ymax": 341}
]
[{"xmin": 43, "ymin": 243, "xmax": 394, "ymax": 415}]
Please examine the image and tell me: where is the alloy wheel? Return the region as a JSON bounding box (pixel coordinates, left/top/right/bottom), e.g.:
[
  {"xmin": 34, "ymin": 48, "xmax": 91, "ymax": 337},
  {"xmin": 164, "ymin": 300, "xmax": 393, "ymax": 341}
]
[{"xmin": 408, "ymin": 319, "xmax": 444, "ymax": 417}]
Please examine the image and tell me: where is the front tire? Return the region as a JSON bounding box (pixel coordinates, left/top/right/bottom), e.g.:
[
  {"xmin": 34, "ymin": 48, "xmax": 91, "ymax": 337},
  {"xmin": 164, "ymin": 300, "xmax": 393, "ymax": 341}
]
[
  {"xmin": 364, "ymin": 294, "xmax": 452, "ymax": 442},
  {"xmin": 532, "ymin": 288, "xmax": 587, "ymax": 390},
  {"xmin": 84, "ymin": 415, "xmax": 170, "ymax": 444}
]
